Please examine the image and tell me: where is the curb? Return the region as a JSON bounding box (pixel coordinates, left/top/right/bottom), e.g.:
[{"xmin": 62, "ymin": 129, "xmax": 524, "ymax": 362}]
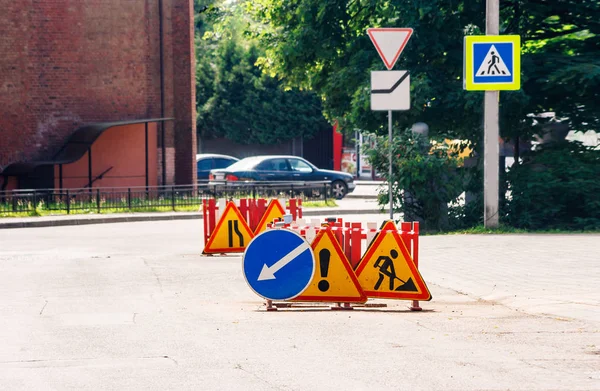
[
  {"xmin": 346, "ymin": 194, "xmax": 378, "ymax": 200},
  {"xmin": 0, "ymin": 208, "xmax": 384, "ymax": 229}
]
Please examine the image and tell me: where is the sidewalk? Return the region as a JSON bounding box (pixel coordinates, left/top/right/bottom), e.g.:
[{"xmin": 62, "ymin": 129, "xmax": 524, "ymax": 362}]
[{"xmin": 0, "ymin": 198, "xmax": 384, "ymax": 229}]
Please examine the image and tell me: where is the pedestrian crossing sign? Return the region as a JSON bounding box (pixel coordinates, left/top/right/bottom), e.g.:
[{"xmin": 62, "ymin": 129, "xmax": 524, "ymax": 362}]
[{"xmin": 464, "ymin": 35, "xmax": 520, "ymax": 91}]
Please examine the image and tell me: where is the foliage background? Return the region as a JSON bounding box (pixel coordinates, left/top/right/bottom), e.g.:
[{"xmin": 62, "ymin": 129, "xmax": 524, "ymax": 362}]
[{"xmin": 193, "ymin": 0, "xmax": 599, "ymax": 231}]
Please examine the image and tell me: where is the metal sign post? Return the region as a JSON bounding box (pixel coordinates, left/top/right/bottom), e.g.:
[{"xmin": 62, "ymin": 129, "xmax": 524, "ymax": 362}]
[
  {"xmin": 388, "ymin": 110, "xmax": 393, "ymax": 219},
  {"xmin": 368, "ymin": 28, "xmax": 413, "ymax": 221}
]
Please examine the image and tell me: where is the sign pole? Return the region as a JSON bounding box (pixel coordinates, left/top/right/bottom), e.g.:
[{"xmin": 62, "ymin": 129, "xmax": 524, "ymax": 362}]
[
  {"xmin": 367, "ymin": 28, "xmax": 413, "ymax": 222},
  {"xmin": 388, "ymin": 110, "xmax": 393, "ymax": 220},
  {"xmin": 484, "ymin": 0, "xmax": 499, "ymax": 228}
]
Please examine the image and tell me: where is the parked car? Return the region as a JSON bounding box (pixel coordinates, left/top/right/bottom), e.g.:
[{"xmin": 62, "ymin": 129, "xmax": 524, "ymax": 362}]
[
  {"xmin": 208, "ymin": 155, "xmax": 355, "ymax": 199},
  {"xmin": 196, "ymin": 154, "xmax": 239, "ymax": 182}
]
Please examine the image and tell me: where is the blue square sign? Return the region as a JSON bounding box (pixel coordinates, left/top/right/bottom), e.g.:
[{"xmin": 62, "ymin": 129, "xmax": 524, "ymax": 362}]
[{"xmin": 464, "ymin": 35, "xmax": 521, "ymax": 91}]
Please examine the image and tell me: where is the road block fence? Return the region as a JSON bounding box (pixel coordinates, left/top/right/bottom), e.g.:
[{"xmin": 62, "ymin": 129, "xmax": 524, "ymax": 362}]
[
  {"xmin": 202, "ymin": 198, "xmax": 302, "ymax": 253},
  {"xmin": 202, "ymin": 198, "xmax": 419, "ymax": 268},
  {"xmin": 203, "ymin": 198, "xmax": 429, "ymax": 310}
]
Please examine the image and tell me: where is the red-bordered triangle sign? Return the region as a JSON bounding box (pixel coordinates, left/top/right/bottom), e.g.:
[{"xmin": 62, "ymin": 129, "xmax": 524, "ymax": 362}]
[
  {"xmin": 202, "ymin": 202, "xmax": 254, "ymax": 254},
  {"xmin": 354, "ymin": 220, "xmax": 431, "ymax": 301},
  {"xmin": 254, "ymin": 199, "xmax": 286, "ymax": 235},
  {"xmin": 367, "ymin": 28, "xmax": 413, "ymax": 70},
  {"xmin": 293, "ymin": 229, "xmax": 367, "ymax": 303}
]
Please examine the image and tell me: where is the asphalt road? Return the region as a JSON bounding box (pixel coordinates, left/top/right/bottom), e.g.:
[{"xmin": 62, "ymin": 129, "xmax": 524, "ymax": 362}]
[{"xmin": 0, "ymin": 218, "xmax": 598, "ymax": 390}]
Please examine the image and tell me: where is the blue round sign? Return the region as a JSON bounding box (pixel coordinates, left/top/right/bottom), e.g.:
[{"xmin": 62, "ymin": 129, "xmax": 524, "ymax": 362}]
[{"xmin": 243, "ymin": 229, "xmax": 315, "ymax": 301}]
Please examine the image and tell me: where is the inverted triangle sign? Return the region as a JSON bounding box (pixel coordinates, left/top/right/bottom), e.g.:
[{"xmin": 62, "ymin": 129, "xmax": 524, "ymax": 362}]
[{"xmin": 367, "ymin": 28, "xmax": 413, "ymax": 70}]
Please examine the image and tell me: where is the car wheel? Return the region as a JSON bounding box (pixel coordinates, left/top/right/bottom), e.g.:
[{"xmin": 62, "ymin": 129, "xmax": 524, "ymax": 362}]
[{"xmin": 331, "ymin": 180, "xmax": 348, "ymax": 200}]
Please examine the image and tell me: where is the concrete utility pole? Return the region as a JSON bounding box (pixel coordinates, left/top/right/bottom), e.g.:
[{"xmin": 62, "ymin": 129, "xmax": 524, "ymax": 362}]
[{"xmin": 484, "ymin": 0, "xmax": 500, "ymax": 228}]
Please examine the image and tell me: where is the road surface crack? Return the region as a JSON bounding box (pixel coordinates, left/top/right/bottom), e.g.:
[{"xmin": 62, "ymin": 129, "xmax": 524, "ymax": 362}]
[
  {"xmin": 39, "ymin": 300, "xmax": 48, "ymax": 315},
  {"xmin": 142, "ymin": 258, "xmax": 164, "ymax": 292},
  {"xmin": 235, "ymin": 364, "xmax": 292, "ymax": 390}
]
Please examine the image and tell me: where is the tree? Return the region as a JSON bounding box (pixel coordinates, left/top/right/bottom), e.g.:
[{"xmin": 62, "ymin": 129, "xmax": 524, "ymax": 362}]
[
  {"xmin": 194, "ymin": 1, "xmax": 330, "ymax": 145},
  {"xmin": 247, "ymin": 0, "xmax": 599, "ymax": 145},
  {"xmin": 246, "ymin": 0, "xmax": 599, "ymax": 228}
]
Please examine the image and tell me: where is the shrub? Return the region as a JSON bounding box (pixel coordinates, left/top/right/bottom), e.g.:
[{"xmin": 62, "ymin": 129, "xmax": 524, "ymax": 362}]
[
  {"xmin": 505, "ymin": 140, "xmax": 600, "ymax": 230},
  {"xmin": 363, "ymin": 130, "xmax": 465, "ymax": 232}
]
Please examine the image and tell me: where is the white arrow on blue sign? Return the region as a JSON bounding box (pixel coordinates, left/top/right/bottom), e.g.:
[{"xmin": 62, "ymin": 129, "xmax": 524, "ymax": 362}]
[{"xmin": 242, "ymin": 229, "xmax": 315, "ymax": 301}]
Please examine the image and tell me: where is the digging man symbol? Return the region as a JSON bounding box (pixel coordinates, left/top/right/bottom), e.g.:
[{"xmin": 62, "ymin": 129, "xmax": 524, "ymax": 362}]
[{"xmin": 373, "ymin": 250, "xmax": 418, "ymax": 292}]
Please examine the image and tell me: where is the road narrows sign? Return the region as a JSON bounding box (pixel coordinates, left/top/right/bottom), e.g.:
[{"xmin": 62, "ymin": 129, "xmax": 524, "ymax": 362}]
[
  {"xmin": 243, "ymin": 229, "xmax": 315, "ymax": 301},
  {"xmin": 203, "ymin": 202, "xmax": 254, "ymax": 254},
  {"xmin": 355, "ymin": 221, "xmax": 431, "ymax": 301},
  {"xmin": 293, "ymin": 229, "xmax": 367, "ymax": 303},
  {"xmin": 254, "ymin": 199, "xmax": 286, "ymax": 235},
  {"xmin": 367, "ymin": 28, "xmax": 413, "ymax": 70},
  {"xmin": 371, "ymin": 70, "xmax": 410, "ymax": 111}
]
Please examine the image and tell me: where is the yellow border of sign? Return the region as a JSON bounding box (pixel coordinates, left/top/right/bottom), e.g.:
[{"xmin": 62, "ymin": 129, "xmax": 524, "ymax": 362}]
[{"xmin": 464, "ymin": 35, "xmax": 521, "ymax": 91}]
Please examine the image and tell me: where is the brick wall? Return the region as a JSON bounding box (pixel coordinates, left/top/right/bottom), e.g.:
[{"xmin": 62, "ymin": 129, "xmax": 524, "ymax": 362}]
[{"xmin": 0, "ymin": 0, "xmax": 196, "ymax": 185}]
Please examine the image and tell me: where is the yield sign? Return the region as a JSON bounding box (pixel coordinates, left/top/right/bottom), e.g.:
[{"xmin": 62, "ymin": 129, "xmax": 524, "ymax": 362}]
[{"xmin": 367, "ymin": 28, "xmax": 413, "ymax": 70}]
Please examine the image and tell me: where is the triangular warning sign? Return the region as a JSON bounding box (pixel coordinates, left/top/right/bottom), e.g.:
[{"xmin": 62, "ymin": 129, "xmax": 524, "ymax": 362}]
[
  {"xmin": 354, "ymin": 221, "xmax": 431, "ymax": 301},
  {"xmin": 254, "ymin": 199, "xmax": 286, "ymax": 235},
  {"xmin": 475, "ymin": 45, "xmax": 511, "ymax": 76},
  {"xmin": 203, "ymin": 202, "xmax": 254, "ymax": 254},
  {"xmin": 367, "ymin": 28, "xmax": 413, "ymax": 70},
  {"xmin": 363, "ymin": 220, "xmax": 398, "ymax": 253},
  {"xmin": 293, "ymin": 229, "xmax": 367, "ymax": 303}
]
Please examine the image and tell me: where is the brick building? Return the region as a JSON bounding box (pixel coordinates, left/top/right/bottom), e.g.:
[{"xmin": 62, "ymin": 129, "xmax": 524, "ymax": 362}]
[{"xmin": 0, "ymin": 0, "xmax": 196, "ymax": 190}]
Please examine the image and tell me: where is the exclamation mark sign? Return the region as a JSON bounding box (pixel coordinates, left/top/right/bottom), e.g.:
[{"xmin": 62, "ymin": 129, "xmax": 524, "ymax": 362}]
[{"xmin": 318, "ymin": 249, "xmax": 330, "ymax": 292}]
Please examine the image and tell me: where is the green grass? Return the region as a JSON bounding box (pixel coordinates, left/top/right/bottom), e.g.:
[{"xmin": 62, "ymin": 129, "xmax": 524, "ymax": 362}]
[
  {"xmin": 301, "ymin": 200, "xmax": 338, "ymax": 208},
  {"xmin": 0, "ymin": 205, "xmax": 202, "ymax": 218},
  {"xmin": 437, "ymin": 224, "xmax": 600, "ymax": 235},
  {"xmin": 0, "ymin": 198, "xmax": 337, "ymax": 218}
]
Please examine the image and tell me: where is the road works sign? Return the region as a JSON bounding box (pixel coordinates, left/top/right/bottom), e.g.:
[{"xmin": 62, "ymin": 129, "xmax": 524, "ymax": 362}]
[
  {"xmin": 464, "ymin": 35, "xmax": 521, "ymax": 91},
  {"xmin": 355, "ymin": 221, "xmax": 431, "ymax": 301},
  {"xmin": 203, "ymin": 202, "xmax": 254, "ymax": 254},
  {"xmin": 293, "ymin": 229, "xmax": 367, "ymax": 303},
  {"xmin": 367, "ymin": 28, "xmax": 413, "ymax": 70},
  {"xmin": 243, "ymin": 229, "xmax": 315, "ymax": 301},
  {"xmin": 254, "ymin": 199, "xmax": 285, "ymax": 235}
]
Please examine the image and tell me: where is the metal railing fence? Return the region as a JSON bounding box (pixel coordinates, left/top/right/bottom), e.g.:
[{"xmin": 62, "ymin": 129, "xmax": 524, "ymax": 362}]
[{"xmin": 0, "ymin": 181, "xmax": 331, "ymax": 214}]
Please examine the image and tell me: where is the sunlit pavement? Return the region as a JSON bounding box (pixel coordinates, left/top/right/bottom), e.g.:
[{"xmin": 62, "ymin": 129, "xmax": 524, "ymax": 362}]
[{"xmin": 0, "ymin": 218, "xmax": 598, "ymax": 390}]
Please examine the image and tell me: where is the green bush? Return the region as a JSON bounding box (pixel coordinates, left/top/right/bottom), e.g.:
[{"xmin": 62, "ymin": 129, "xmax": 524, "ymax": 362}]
[
  {"xmin": 363, "ymin": 130, "xmax": 465, "ymax": 232},
  {"xmin": 505, "ymin": 140, "xmax": 600, "ymax": 230}
]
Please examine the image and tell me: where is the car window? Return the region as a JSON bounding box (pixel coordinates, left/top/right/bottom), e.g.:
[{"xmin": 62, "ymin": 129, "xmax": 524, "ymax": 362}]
[
  {"xmin": 225, "ymin": 156, "xmax": 264, "ymax": 171},
  {"xmin": 214, "ymin": 158, "xmax": 236, "ymax": 169},
  {"xmin": 288, "ymin": 159, "xmax": 313, "ymax": 173},
  {"xmin": 256, "ymin": 158, "xmax": 289, "ymax": 171},
  {"xmin": 197, "ymin": 159, "xmax": 212, "ymax": 171}
]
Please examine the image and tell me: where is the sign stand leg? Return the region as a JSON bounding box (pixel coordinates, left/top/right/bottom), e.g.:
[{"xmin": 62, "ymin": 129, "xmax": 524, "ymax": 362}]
[
  {"xmin": 331, "ymin": 302, "xmax": 353, "ymax": 311},
  {"xmin": 388, "ymin": 110, "xmax": 393, "ymax": 220},
  {"xmin": 265, "ymin": 299, "xmax": 277, "ymax": 311}
]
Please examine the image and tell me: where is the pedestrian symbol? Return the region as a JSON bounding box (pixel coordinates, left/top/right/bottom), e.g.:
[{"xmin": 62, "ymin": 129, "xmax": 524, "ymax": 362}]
[
  {"xmin": 354, "ymin": 220, "xmax": 431, "ymax": 301},
  {"xmin": 464, "ymin": 35, "xmax": 521, "ymax": 91},
  {"xmin": 203, "ymin": 202, "xmax": 255, "ymax": 254},
  {"xmin": 475, "ymin": 45, "xmax": 511, "ymax": 77}
]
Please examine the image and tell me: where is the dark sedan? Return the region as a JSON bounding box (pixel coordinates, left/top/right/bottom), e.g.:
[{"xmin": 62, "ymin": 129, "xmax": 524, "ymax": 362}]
[
  {"xmin": 208, "ymin": 155, "xmax": 356, "ymax": 199},
  {"xmin": 196, "ymin": 153, "xmax": 239, "ymax": 182}
]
